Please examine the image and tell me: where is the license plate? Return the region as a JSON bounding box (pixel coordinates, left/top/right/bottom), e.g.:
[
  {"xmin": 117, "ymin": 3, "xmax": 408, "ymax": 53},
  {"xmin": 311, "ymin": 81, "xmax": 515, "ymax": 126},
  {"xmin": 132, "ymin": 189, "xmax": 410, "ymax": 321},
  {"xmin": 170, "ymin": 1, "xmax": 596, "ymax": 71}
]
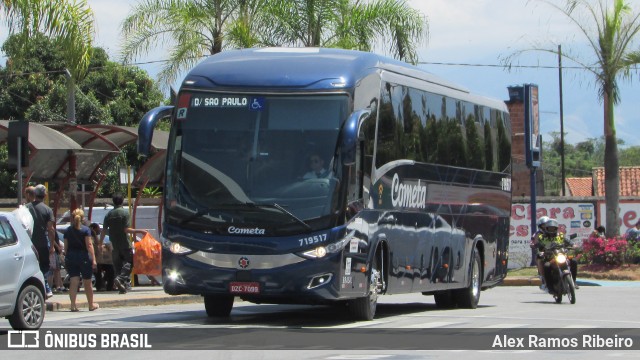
[{"xmin": 229, "ymin": 282, "xmax": 260, "ymax": 294}]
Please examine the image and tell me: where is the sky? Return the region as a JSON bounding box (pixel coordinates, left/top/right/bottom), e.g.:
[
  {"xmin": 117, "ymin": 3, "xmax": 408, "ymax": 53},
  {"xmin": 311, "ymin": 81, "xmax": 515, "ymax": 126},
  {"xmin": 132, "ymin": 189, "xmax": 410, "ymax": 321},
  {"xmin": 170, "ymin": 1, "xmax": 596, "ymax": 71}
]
[{"xmin": 3, "ymin": 0, "xmax": 640, "ymax": 147}]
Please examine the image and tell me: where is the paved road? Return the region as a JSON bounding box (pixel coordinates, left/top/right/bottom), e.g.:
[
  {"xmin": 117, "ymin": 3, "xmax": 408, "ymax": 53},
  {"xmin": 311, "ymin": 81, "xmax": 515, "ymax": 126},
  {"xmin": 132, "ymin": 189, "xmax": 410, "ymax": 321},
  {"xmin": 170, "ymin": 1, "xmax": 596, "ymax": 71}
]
[
  {"xmin": 38, "ymin": 284, "xmax": 640, "ymax": 328},
  {"xmin": 3, "ymin": 283, "xmax": 639, "ymax": 359}
]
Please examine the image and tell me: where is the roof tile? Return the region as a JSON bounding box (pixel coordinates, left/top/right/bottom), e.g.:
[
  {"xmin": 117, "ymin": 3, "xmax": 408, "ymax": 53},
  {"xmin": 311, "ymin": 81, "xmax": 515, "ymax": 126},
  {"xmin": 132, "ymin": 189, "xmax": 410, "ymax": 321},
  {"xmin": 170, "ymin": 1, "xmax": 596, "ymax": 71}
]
[
  {"xmin": 566, "ymin": 177, "xmax": 593, "ymax": 196},
  {"xmin": 592, "ymin": 166, "xmax": 640, "ymax": 197}
]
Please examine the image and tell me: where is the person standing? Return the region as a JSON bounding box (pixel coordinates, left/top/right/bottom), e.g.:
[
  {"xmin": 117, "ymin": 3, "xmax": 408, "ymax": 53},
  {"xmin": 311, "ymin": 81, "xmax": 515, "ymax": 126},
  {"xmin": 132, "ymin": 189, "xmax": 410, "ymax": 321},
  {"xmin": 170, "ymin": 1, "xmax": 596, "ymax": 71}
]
[
  {"xmin": 26, "ymin": 184, "xmax": 56, "ymax": 298},
  {"xmin": 626, "ymin": 221, "xmax": 640, "ymax": 242},
  {"xmin": 91, "ymin": 223, "xmax": 114, "ymax": 292},
  {"xmin": 99, "ymin": 193, "xmax": 148, "ymax": 294},
  {"xmin": 24, "ymin": 186, "xmax": 36, "ymax": 203},
  {"xmin": 49, "ymin": 231, "xmax": 65, "ymax": 293},
  {"xmin": 13, "ymin": 185, "xmax": 36, "ymax": 237},
  {"xmin": 63, "ymin": 209, "xmax": 99, "ymax": 311}
]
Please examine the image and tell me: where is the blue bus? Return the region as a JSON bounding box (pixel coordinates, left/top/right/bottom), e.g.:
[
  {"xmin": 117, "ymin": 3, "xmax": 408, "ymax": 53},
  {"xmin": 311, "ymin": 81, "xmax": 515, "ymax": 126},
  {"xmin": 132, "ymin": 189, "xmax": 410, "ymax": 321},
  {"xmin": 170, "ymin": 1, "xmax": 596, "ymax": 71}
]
[{"xmin": 138, "ymin": 47, "xmax": 512, "ymax": 320}]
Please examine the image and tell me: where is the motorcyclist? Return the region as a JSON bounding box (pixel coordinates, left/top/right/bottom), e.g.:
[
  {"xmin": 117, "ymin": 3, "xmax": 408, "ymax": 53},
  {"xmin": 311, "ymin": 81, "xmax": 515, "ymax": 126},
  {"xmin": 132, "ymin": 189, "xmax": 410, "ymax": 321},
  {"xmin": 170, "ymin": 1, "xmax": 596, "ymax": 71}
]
[
  {"xmin": 533, "ymin": 218, "xmax": 579, "ymax": 290},
  {"xmin": 530, "ymin": 216, "xmax": 549, "ymax": 290}
]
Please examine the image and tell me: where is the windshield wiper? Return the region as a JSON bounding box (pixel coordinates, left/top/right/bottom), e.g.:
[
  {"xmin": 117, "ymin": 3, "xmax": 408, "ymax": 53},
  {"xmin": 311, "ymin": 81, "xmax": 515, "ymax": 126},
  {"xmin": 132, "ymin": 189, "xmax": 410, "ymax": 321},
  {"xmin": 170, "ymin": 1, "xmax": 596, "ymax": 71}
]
[
  {"xmin": 179, "ymin": 208, "xmax": 231, "ymax": 226},
  {"xmin": 245, "ymin": 202, "xmax": 312, "ymax": 232},
  {"xmin": 179, "ymin": 208, "xmax": 210, "ymax": 226}
]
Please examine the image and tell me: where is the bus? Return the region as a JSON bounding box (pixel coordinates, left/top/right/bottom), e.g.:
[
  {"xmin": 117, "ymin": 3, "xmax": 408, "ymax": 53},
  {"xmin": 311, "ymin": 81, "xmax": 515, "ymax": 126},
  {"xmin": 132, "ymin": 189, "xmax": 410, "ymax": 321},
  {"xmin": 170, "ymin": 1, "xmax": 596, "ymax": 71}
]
[{"xmin": 137, "ymin": 47, "xmax": 512, "ymax": 321}]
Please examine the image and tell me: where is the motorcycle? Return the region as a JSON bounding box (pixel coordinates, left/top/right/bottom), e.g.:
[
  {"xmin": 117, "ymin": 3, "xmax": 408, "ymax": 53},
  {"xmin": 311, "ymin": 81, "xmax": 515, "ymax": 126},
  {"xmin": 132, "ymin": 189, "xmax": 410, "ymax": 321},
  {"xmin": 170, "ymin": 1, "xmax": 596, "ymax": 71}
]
[{"xmin": 540, "ymin": 241, "xmax": 576, "ymax": 304}]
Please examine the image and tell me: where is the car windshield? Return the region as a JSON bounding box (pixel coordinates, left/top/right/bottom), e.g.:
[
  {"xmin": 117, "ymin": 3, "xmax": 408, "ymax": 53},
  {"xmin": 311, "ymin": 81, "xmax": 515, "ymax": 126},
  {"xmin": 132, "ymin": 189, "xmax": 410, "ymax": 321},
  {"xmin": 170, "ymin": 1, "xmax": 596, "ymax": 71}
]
[{"xmin": 165, "ymin": 92, "xmax": 349, "ymax": 234}]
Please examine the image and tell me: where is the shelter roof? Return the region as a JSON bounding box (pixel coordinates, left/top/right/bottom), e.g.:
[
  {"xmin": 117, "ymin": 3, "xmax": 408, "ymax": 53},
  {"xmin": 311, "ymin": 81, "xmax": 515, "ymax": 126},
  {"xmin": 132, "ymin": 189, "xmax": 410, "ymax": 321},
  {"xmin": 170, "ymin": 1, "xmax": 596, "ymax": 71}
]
[{"xmin": 0, "ymin": 120, "xmax": 105, "ymax": 182}]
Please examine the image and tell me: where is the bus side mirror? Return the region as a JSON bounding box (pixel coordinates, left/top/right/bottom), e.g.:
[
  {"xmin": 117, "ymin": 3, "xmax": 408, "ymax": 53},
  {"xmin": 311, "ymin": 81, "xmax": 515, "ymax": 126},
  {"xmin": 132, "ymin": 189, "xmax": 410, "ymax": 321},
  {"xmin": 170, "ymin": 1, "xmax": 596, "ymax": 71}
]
[
  {"xmin": 138, "ymin": 106, "xmax": 174, "ymax": 156},
  {"xmin": 341, "ymin": 110, "xmax": 370, "ymax": 166}
]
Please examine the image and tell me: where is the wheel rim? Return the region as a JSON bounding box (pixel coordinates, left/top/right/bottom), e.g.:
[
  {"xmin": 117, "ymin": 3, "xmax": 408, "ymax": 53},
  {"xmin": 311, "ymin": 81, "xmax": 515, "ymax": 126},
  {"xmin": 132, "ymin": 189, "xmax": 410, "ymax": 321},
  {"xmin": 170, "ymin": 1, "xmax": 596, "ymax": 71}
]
[
  {"xmin": 22, "ymin": 290, "xmax": 43, "ymax": 327},
  {"xmin": 369, "ymin": 268, "xmax": 381, "ymax": 309},
  {"xmin": 471, "ymin": 257, "xmax": 480, "ymax": 299}
]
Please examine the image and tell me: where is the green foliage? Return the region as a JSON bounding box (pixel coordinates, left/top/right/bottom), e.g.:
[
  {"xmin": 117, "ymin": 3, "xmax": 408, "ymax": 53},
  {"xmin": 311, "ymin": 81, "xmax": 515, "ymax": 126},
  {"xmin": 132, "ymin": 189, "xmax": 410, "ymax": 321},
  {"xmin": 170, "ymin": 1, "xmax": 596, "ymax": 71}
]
[
  {"xmin": 1, "ymin": 0, "xmax": 95, "ymax": 80},
  {"xmin": 141, "ymin": 187, "xmax": 162, "ymax": 198},
  {"xmin": 120, "ymin": 0, "xmax": 427, "ymax": 88},
  {"xmin": 0, "ymin": 144, "xmax": 17, "ymax": 197},
  {"xmin": 541, "ymin": 133, "xmax": 640, "ymax": 196},
  {"xmin": 0, "ymin": 34, "xmax": 166, "ymax": 198}
]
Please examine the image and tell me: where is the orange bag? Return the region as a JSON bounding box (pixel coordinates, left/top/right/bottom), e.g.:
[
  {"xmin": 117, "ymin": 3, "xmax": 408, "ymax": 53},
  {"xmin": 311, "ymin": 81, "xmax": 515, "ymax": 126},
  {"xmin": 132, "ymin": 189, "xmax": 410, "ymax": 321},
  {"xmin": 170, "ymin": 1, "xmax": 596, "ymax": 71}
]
[{"xmin": 133, "ymin": 233, "xmax": 162, "ymax": 276}]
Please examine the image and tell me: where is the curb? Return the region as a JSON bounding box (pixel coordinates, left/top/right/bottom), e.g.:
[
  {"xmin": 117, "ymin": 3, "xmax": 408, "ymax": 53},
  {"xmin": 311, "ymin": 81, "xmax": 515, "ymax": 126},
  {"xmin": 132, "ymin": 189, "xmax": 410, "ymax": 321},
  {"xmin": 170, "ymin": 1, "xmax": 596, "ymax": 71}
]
[
  {"xmin": 44, "ymin": 277, "xmax": 539, "ymax": 312},
  {"xmin": 501, "ymin": 276, "xmax": 542, "ymax": 286},
  {"xmin": 46, "ymin": 294, "xmax": 202, "ymax": 312}
]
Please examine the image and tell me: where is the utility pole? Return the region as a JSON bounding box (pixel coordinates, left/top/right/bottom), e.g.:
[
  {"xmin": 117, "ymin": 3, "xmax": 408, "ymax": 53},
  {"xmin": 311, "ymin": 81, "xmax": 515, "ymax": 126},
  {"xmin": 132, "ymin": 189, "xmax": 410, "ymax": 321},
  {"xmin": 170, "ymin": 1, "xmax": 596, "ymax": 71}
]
[
  {"xmin": 65, "ymin": 69, "xmax": 75, "ymax": 124},
  {"xmin": 558, "ymin": 45, "xmax": 566, "ymax": 196}
]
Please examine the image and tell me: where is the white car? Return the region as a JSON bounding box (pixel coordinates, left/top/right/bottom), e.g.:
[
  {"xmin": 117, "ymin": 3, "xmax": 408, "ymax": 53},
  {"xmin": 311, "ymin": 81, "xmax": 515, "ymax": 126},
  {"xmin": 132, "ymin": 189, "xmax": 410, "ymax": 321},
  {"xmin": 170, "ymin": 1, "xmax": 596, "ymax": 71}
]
[{"xmin": 0, "ymin": 211, "xmax": 46, "ymax": 329}]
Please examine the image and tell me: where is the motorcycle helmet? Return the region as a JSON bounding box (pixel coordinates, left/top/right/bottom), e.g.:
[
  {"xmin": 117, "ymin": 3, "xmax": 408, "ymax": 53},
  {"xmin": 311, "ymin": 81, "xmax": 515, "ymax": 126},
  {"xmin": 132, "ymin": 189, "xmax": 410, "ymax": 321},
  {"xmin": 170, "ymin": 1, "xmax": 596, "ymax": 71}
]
[
  {"xmin": 542, "ymin": 218, "xmax": 559, "ymax": 237},
  {"xmin": 537, "ymin": 216, "xmax": 550, "ymax": 229}
]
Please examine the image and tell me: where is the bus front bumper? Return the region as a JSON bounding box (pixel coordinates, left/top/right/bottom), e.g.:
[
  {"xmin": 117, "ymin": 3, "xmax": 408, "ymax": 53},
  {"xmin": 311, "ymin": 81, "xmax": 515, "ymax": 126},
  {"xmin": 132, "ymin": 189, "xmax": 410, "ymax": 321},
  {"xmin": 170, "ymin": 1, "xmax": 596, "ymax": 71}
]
[{"xmin": 161, "ymin": 249, "xmax": 366, "ymax": 303}]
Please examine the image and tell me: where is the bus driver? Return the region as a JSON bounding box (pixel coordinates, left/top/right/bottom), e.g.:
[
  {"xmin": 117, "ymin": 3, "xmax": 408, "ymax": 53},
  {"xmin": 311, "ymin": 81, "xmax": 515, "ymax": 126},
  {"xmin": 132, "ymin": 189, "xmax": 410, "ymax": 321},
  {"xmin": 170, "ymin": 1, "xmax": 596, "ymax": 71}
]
[{"xmin": 303, "ymin": 154, "xmax": 329, "ymax": 179}]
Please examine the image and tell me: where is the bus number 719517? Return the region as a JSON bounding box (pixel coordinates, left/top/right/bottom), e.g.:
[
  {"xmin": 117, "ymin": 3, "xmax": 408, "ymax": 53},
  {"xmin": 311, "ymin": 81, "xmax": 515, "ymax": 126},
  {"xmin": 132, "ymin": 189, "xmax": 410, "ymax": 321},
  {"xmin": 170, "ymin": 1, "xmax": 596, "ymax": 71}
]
[{"xmin": 299, "ymin": 234, "xmax": 327, "ymax": 247}]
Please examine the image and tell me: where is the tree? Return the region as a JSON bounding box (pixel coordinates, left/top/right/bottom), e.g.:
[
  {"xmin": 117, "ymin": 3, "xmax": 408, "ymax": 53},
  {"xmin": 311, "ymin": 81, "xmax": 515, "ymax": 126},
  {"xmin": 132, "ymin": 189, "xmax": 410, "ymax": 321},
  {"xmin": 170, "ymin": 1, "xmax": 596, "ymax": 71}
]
[
  {"xmin": 0, "ymin": 34, "xmax": 165, "ymax": 198},
  {"xmin": 265, "ymin": 0, "xmax": 427, "ymax": 63},
  {"xmin": 541, "ymin": 134, "xmax": 640, "ymax": 196},
  {"xmin": 120, "ymin": 0, "xmax": 427, "ymax": 88},
  {"xmin": 120, "ymin": 0, "xmax": 246, "ymax": 88},
  {"xmin": 510, "ymin": 0, "xmax": 640, "ymax": 236},
  {"xmin": 1, "ymin": 0, "xmax": 95, "ymax": 80}
]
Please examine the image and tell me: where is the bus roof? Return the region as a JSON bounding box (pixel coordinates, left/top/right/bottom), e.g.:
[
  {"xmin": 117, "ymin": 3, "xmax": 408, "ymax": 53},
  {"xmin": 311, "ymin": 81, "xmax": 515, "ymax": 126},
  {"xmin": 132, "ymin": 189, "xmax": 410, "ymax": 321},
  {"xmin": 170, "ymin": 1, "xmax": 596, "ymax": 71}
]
[{"xmin": 182, "ymin": 47, "xmax": 506, "ymax": 110}]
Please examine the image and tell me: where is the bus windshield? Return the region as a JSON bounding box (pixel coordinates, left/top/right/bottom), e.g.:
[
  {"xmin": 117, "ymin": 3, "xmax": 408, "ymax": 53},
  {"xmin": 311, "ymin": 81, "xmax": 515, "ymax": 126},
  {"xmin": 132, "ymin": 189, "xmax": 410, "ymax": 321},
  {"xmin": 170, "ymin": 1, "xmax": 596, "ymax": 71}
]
[{"xmin": 165, "ymin": 92, "xmax": 349, "ymax": 234}]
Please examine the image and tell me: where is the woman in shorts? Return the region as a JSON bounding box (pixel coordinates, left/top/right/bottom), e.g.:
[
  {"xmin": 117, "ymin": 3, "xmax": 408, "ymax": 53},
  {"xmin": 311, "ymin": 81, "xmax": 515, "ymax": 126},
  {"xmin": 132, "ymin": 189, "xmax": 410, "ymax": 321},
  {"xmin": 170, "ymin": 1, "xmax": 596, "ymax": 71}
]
[{"xmin": 63, "ymin": 209, "xmax": 99, "ymax": 311}]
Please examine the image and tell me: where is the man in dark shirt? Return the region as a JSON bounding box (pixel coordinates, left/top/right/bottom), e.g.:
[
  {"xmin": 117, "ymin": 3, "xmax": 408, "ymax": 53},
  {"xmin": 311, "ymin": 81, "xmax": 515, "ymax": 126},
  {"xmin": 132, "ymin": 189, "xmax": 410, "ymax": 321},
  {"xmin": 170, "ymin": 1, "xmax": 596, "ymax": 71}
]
[
  {"xmin": 27, "ymin": 184, "xmax": 56, "ymax": 298},
  {"xmin": 100, "ymin": 193, "xmax": 147, "ymax": 294}
]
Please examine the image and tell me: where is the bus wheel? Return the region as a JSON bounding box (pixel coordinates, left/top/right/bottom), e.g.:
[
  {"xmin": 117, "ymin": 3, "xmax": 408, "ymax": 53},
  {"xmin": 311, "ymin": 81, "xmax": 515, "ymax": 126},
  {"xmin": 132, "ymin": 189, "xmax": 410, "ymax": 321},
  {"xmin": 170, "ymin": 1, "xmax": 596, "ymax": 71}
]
[
  {"xmin": 454, "ymin": 250, "xmax": 482, "ymax": 309},
  {"xmin": 349, "ymin": 255, "xmax": 382, "ymax": 321},
  {"xmin": 204, "ymin": 295, "xmax": 234, "ymax": 317}
]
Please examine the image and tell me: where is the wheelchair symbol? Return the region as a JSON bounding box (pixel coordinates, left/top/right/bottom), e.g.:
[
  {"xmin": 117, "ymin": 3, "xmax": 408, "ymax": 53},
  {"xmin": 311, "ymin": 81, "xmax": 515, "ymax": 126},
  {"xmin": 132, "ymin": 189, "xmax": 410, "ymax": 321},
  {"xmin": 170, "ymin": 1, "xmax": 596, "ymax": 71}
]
[{"xmin": 251, "ymin": 98, "xmax": 263, "ymax": 110}]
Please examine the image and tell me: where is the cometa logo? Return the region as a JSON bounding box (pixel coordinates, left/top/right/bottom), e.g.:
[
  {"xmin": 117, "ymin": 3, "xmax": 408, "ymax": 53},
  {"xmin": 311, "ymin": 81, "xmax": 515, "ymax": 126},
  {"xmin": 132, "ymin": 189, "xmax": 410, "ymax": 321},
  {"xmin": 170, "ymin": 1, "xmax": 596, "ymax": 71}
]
[
  {"xmin": 228, "ymin": 226, "xmax": 266, "ymax": 235},
  {"xmin": 390, "ymin": 173, "xmax": 426, "ymax": 209}
]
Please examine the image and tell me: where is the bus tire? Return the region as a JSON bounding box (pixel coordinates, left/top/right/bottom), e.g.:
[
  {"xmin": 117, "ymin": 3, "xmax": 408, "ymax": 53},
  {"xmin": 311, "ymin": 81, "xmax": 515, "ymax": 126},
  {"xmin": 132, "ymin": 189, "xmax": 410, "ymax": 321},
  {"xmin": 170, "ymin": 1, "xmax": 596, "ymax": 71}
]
[
  {"xmin": 454, "ymin": 250, "xmax": 482, "ymax": 309},
  {"xmin": 349, "ymin": 253, "xmax": 382, "ymax": 321},
  {"xmin": 204, "ymin": 295, "xmax": 234, "ymax": 317}
]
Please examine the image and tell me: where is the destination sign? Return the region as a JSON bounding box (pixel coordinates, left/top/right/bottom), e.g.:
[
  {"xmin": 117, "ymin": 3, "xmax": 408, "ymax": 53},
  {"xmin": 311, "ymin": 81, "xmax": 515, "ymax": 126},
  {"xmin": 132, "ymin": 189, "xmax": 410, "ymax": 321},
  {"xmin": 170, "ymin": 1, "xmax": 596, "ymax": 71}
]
[{"xmin": 191, "ymin": 96, "xmax": 248, "ymax": 108}]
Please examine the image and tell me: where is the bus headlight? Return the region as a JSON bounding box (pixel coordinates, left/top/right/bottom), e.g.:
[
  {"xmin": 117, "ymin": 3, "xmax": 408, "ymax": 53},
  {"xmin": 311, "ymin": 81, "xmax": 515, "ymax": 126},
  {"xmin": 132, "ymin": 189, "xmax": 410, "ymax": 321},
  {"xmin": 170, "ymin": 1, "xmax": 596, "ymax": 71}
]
[
  {"xmin": 302, "ymin": 246, "xmax": 328, "ymax": 259},
  {"xmin": 161, "ymin": 236, "xmax": 193, "ymax": 255}
]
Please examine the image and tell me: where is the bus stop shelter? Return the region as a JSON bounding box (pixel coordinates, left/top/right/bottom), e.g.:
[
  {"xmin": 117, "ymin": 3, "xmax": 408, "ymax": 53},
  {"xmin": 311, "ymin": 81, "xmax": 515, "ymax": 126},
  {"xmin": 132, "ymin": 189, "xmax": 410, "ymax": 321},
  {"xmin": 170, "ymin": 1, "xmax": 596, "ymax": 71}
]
[{"xmin": 0, "ymin": 120, "xmax": 167, "ymax": 223}]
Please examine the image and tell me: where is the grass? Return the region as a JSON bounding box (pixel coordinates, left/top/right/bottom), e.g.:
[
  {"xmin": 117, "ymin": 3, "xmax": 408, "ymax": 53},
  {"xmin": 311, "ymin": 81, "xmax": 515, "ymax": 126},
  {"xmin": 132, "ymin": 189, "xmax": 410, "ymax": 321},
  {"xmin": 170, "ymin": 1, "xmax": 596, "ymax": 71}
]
[
  {"xmin": 507, "ymin": 266, "xmax": 539, "ymax": 277},
  {"xmin": 508, "ymin": 264, "xmax": 640, "ymax": 281}
]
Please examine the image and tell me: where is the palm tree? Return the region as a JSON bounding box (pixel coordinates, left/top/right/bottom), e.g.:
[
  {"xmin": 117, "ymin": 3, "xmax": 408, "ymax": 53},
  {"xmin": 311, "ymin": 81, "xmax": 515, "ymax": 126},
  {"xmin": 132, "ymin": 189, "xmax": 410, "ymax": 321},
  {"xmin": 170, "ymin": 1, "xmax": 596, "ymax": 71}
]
[
  {"xmin": 120, "ymin": 0, "xmax": 254, "ymax": 88},
  {"xmin": 1, "ymin": 0, "xmax": 95, "ymax": 80},
  {"xmin": 120, "ymin": 0, "xmax": 427, "ymax": 88},
  {"xmin": 266, "ymin": 0, "xmax": 427, "ymax": 64},
  {"xmin": 535, "ymin": 0, "xmax": 640, "ymax": 237}
]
